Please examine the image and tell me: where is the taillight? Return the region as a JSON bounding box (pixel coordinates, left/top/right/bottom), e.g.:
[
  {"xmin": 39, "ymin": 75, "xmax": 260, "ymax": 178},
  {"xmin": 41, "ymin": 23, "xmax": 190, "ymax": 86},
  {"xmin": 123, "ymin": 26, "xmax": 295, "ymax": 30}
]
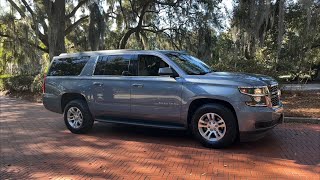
[{"xmin": 42, "ymin": 75, "xmax": 46, "ymax": 93}]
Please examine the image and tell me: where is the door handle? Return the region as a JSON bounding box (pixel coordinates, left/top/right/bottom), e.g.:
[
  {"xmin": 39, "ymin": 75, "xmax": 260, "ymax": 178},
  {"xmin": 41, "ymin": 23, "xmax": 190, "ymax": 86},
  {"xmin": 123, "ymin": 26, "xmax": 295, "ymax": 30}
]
[
  {"xmin": 93, "ymin": 82, "xmax": 103, "ymax": 86},
  {"xmin": 132, "ymin": 83, "xmax": 144, "ymax": 88}
]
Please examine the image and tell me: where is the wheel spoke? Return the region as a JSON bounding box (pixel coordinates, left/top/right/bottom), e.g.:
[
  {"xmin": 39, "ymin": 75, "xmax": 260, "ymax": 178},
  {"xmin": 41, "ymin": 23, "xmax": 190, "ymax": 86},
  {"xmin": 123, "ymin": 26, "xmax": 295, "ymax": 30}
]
[
  {"xmin": 70, "ymin": 107, "xmax": 76, "ymax": 115},
  {"xmin": 218, "ymin": 123, "xmax": 226, "ymax": 128},
  {"xmin": 206, "ymin": 113, "xmax": 214, "ymax": 121},
  {"xmin": 75, "ymin": 121, "xmax": 80, "ymax": 128},
  {"xmin": 216, "ymin": 130, "xmax": 223, "ymax": 137},
  {"xmin": 203, "ymin": 129, "xmax": 210, "ymax": 137},
  {"xmin": 76, "ymin": 108, "xmax": 81, "ymax": 116},
  {"xmin": 208, "ymin": 131, "xmax": 213, "ymax": 139},
  {"xmin": 212, "ymin": 131, "xmax": 218, "ymax": 138},
  {"xmin": 198, "ymin": 119, "xmax": 208, "ymax": 128},
  {"xmin": 216, "ymin": 119, "xmax": 224, "ymax": 124}
]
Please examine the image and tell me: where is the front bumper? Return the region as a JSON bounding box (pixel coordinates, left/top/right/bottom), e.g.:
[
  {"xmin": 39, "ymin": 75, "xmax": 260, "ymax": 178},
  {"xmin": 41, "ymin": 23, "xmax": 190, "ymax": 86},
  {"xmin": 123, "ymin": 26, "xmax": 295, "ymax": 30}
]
[{"xmin": 235, "ymin": 102, "xmax": 284, "ymax": 141}]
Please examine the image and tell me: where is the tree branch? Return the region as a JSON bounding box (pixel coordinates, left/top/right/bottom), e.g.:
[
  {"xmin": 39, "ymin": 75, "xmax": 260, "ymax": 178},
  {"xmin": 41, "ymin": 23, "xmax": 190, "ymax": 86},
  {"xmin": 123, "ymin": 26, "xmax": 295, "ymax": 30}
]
[
  {"xmin": 66, "ymin": 0, "xmax": 90, "ymax": 19},
  {"xmin": 65, "ymin": 16, "xmax": 89, "ymax": 35},
  {"xmin": 128, "ymin": 0, "xmax": 139, "ymax": 17},
  {"xmin": 141, "ymin": 28, "xmax": 172, "ymax": 33},
  {"xmin": 0, "ymin": 32, "xmax": 49, "ymax": 53},
  {"xmin": 23, "ymin": 0, "xmax": 49, "ymax": 36},
  {"xmin": 8, "ymin": 0, "xmax": 48, "ymax": 47},
  {"xmin": 119, "ymin": 0, "xmax": 129, "ymax": 28},
  {"xmin": 21, "ymin": 0, "xmax": 34, "ymax": 16},
  {"xmin": 137, "ymin": 1, "xmax": 152, "ymax": 28},
  {"xmin": 155, "ymin": 0, "xmax": 181, "ymax": 6},
  {"xmin": 7, "ymin": 0, "xmax": 25, "ymax": 18}
]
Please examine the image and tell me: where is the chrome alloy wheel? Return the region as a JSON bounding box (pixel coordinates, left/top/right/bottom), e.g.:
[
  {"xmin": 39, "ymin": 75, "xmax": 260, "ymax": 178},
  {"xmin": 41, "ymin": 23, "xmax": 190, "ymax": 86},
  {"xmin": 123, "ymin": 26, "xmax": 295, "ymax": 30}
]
[
  {"xmin": 67, "ymin": 107, "xmax": 83, "ymax": 129},
  {"xmin": 198, "ymin": 113, "xmax": 226, "ymax": 142}
]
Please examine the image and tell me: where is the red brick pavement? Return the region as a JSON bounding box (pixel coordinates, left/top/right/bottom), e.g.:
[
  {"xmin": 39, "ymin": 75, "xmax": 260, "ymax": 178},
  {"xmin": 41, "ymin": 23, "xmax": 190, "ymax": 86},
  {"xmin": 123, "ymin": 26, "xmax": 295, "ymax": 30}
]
[{"xmin": 0, "ymin": 96, "xmax": 319, "ymax": 179}]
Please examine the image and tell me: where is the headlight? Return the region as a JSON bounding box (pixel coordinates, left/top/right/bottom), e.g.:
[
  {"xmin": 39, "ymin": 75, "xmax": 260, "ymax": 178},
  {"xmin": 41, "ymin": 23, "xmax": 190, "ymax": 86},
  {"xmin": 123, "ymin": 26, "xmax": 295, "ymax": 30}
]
[{"xmin": 238, "ymin": 86, "xmax": 271, "ymax": 107}]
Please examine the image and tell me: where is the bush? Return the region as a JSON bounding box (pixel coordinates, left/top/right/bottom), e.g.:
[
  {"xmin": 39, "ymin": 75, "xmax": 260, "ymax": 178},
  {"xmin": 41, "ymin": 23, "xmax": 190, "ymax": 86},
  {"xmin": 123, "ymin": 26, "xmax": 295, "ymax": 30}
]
[
  {"xmin": 0, "ymin": 74, "xmax": 12, "ymax": 91},
  {"xmin": 6, "ymin": 75, "xmax": 34, "ymax": 92},
  {"xmin": 0, "ymin": 75, "xmax": 41, "ymax": 93},
  {"xmin": 31, "ymin": 74, "xmax": 44, "ymax": 93}
]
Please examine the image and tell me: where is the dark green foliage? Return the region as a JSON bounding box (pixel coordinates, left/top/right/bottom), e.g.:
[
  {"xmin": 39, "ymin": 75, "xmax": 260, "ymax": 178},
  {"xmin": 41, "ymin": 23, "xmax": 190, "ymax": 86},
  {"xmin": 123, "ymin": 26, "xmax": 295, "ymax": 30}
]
[
  {"xmin": 0, "ymin": 75, "xmax": 42, "ymax": 93},
  {"xmin": 0, "ymin": 0, "xmax": 319, "ymax": 90}
]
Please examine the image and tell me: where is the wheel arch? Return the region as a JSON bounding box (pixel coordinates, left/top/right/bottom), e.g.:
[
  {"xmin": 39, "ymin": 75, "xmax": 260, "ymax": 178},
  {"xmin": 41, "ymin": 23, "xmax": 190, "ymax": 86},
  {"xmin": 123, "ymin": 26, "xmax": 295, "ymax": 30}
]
[{"xmin": 61, "ymin": 93, "xmax": 87, "ymax": 113}]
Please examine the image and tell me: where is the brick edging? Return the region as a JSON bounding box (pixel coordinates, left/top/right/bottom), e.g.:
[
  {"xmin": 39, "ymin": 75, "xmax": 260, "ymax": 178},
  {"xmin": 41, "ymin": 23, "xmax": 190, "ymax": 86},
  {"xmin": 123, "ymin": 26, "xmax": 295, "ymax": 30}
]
[{"xmin": 284, "ymin": 117, "xmax": 320, "ymax": 124}]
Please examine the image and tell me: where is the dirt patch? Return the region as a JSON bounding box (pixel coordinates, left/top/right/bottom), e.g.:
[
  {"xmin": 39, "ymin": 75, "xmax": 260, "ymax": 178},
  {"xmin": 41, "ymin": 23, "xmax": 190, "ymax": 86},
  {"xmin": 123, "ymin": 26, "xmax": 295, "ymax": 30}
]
[{"xmin": 282, "ymin": 90, "xmax": 320, "ymax": 118}]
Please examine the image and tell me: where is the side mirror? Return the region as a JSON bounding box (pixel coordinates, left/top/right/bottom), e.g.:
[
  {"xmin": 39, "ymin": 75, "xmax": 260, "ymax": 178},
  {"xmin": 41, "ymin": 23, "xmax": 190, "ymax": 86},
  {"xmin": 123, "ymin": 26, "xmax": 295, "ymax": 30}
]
[{"xmin": 158, "ymin": 67, "xmax": 173, "ymax": 76}]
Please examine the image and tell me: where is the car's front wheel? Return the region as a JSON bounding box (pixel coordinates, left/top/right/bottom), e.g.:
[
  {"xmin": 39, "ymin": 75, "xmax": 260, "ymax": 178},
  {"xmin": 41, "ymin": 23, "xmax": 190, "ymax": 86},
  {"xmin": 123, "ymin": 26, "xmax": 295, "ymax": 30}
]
[
  {"xmin": 192, "ymin": 104, "xmax": 238, "ymax": 148},
  {"xmin": 64, "ymin": 100, "xmax": 94, "ymax": 134}
]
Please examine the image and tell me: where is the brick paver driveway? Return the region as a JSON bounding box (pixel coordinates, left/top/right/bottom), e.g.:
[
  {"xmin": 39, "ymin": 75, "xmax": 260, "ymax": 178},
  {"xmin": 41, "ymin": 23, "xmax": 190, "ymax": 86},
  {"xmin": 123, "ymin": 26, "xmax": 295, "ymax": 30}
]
[{"xmin": 0, "ymin": 96, "xmax": 319, "ymax": 179}]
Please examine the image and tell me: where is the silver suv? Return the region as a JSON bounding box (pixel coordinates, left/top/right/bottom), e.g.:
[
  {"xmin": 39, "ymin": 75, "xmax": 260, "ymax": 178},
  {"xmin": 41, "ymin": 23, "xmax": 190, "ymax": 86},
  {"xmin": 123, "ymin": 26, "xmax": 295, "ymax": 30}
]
[{"xmin": 43, "ymin": 50, "xmax": 283, "ymax": 148}]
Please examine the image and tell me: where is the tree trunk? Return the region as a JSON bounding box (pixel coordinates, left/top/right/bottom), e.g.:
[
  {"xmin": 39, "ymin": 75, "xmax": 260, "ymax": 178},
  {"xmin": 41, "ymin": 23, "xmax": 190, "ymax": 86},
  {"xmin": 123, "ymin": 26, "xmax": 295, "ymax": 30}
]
[
  {"xmin": 47, "ymin": 0, "xmax": 66, "ymax": 60},
  {"xmin": 275, "ymin": 0, "xmax": 284, "ymax": 70}
]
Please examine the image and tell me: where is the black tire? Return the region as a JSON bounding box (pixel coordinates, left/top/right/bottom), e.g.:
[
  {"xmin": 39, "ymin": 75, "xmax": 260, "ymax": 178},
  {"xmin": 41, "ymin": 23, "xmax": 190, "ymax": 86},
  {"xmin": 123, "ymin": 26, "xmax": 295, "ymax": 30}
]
[
  {"xmin": 64, "ymin": 99, "xmax": 94, "ymax": 134},
  {"xmin": 191, "ymin": 104, "xmax": 238, "ymax": 148}
]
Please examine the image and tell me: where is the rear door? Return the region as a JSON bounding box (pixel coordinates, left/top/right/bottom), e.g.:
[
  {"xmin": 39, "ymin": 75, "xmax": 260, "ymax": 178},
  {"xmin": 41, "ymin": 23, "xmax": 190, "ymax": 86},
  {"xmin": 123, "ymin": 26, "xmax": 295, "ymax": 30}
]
[
  {"xmin": 130, "ymin": 54, "xmax": 183, "ymax": 124},
  {"xmin": 92, "ymin": 54, "xmax": 136, "ymax": 119}
]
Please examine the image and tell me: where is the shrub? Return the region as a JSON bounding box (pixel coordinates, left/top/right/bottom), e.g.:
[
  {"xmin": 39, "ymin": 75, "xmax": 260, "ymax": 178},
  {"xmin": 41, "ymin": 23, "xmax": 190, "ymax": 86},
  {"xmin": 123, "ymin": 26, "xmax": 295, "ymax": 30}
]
[
  {"xmin": 0, "ymin": 74, "xmax": 44, "ymax": 94},
  {"xmin": 31, "ymin": 74, "xmax": 44, "ymax": 94},
  {"xmin": 0, "ymin": 75, "xmax": 35, "ymax": 92},
  {"xmin": 6, "ymin": 75, "xmax": 34, "ymax": 92},
  {"xmin": 0, "ymin": 74, "xmax": 12, "ymax": 91}
]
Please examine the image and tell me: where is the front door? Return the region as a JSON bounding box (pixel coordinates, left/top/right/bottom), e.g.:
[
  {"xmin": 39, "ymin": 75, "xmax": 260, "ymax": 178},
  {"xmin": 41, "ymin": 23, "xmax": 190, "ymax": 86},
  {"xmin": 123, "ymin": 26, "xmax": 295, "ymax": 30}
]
[
  {"xmin": 130, "ymin": 54, "xmax": 183, "ymax": 124},
  {"xmin": 92, "ymin": 54, "xmax": 136, "ymax": 119}
]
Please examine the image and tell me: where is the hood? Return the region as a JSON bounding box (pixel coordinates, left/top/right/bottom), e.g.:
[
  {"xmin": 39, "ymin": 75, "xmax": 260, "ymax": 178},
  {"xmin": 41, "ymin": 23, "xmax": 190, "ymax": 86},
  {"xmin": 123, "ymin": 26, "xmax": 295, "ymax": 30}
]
[{"xmin": 185, "ymin": 72, "xmax": 278, "ymax": 86}]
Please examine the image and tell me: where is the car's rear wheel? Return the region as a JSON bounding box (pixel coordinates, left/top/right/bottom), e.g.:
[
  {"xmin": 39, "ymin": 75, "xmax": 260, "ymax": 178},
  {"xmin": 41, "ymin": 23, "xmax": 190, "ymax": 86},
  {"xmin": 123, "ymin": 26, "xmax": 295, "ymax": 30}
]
[
  {"xmin": 64, "ymin": 100, "xmax": 94, "ymax": 134},
  {"xmin": 191, "ymin": 104, "xmax": 238, "ymax": 148}
]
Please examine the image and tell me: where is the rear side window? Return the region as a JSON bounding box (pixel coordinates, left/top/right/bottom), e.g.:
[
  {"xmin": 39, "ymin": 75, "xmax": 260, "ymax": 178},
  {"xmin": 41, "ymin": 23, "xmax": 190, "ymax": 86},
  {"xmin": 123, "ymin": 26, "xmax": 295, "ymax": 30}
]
[
  {"xmin": 48, "ymin": 56, "xmax": 90, "ymax": 76},
  {"xmin": 94, "ymin": 55, "xmax": 137, "ymax": 76}
]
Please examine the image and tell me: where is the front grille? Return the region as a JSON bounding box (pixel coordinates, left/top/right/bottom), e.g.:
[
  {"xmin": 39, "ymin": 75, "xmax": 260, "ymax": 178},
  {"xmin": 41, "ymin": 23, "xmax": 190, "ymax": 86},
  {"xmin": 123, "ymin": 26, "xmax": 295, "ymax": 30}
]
[
  {"xmin": 268, "ymin": 84, "xmax": 280, "ymax": 106},
  {"xmin": 269, "ymin": 84, "xmax": 278, "ymax": 93},
  {"xmin": 271, "ymin": 96, "xmax": 279, "ymax": 106}
]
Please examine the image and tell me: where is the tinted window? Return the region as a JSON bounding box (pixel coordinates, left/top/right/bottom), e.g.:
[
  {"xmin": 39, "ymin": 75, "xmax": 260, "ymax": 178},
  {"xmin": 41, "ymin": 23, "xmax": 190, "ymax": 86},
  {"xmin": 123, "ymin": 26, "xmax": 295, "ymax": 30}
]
[
  {"xmin": 138, "ymin": 55, "xmax": 169, "ymax": 76},
  {"xmin": 166, "ymin": 53, "xmax": 214, "ymax": 75},
  {"xmin": 48, "ymin": 56, "xmax": 90, "ymax": 76},
  {"xmin": 94, "ymin": 55, "xmax": 137, "ymax": 75}
]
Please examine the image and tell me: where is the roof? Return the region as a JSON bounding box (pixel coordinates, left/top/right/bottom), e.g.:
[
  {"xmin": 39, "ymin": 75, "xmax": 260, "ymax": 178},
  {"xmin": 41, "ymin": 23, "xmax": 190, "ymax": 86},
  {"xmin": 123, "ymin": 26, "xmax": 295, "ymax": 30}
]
[{"xmin": 58, "ymin": 49, "xmax": 186, "ymax": 57}]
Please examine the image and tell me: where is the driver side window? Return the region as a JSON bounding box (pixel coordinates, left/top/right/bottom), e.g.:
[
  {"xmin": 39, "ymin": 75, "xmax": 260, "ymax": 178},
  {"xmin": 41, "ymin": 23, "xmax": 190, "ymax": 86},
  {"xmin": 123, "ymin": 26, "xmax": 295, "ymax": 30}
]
[{"xmin": 138, "ymin": 55, "xmax": 169, "ymax": 76}]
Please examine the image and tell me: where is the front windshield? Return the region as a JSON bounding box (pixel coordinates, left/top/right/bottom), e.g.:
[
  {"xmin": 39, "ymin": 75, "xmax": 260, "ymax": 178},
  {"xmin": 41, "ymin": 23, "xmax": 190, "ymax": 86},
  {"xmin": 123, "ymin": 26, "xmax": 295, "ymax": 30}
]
[{"xmin": 166, "ymin": 53, "xmax": 214, "ymax": 75}]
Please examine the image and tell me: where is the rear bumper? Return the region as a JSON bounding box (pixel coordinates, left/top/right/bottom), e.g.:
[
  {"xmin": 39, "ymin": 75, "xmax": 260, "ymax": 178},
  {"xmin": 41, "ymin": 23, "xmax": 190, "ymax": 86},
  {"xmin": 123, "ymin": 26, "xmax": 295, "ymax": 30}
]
[
  {"xmin": 236, "ymin": 102, "xmax": 284, "ymax": 141},
  {"xmin": 43, "ymin": 93, "xmax": 62, "ymax": 114}
]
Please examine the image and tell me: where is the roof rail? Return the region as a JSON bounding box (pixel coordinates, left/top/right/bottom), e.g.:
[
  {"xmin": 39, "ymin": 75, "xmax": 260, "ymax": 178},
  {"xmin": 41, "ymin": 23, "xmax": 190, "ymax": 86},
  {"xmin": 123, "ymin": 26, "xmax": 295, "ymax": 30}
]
[
  {"xmin": 58, "ymin": 49, "xmax": 185, "ymax": 57},
  {"xmin": 58, "ymin": 49, "xmax": 140, "ymax": 56}
]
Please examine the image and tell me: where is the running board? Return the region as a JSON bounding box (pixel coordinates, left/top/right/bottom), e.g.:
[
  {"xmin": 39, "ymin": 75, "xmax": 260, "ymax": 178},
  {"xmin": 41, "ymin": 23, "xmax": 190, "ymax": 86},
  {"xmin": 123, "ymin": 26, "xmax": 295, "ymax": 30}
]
[{"xmin": 95, "ymin": 118, "xmax": 186, "ymax": 130}]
